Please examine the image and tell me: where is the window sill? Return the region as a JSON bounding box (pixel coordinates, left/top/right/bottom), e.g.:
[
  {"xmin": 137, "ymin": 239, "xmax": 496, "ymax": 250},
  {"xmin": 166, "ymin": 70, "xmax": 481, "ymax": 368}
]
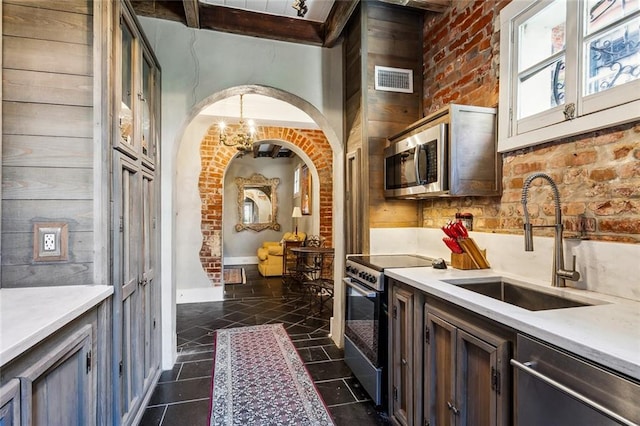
[{"xmin": 497, "ymin": 99, "xmax": 640, "ymax": 153}]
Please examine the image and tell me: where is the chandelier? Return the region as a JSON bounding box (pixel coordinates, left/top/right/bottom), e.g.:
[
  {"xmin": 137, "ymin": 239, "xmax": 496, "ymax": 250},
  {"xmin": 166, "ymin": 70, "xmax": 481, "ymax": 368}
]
[{"xmin": 219, "ymin": 94, "xmax": 256, "ymax": 152}]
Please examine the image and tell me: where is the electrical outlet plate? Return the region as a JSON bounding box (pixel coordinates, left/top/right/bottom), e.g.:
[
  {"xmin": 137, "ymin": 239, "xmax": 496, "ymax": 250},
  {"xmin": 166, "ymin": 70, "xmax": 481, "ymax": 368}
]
[{"xmin": 33, "ymin": 222, "xmax": 68, "ymax": 262}]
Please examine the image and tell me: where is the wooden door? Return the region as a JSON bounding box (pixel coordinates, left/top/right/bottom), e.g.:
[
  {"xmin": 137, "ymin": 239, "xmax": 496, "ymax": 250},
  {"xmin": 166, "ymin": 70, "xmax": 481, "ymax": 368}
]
[
  {"xmin": 113, "ymin": 153, "xmax": 142, "ymax": 424},
  {"xmin": 19, "ymin": 326, "xmax": 93, "ymax": 426},
  {"xmin": 140, "ymin": 169, "xmax": 159, "ymax": 390},
  {"xmin": 112, "ymin": 3, "xmax": 161, "ymax": 424},
  {"xmin": 391, "ymin": 286, "xmax": 414, "ymax": 426},
  {"xmin": 346, "ymin": 149, "xmax": 362, "ymax": 254},
  {"xmin": 425, "ymin": 312, "xmax": 457, "ymax": 426},
  {"xmin": 456, "ymin": 329, "xmax": 510, "ymax": 426}
]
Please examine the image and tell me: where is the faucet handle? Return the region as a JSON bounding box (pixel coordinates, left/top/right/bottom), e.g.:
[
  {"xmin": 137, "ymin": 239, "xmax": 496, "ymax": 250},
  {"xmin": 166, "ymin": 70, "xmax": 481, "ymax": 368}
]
[{"xmin": 557, "ymin": 255, "xmax": 581, "ymax": 282}]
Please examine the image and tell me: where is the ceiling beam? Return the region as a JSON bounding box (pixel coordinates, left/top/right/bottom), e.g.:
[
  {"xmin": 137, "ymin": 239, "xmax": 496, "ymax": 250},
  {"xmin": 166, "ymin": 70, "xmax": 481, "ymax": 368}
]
[
  {"xmin": 270, "ymin": 145, "xmax": 282, "ymax": 158},
  {"xmin": 182, "ymin": 0, "xmax": 200, "ymax": 28},
  {"xmin": 198, "ymin": 3, "xmax": 325, "ymax": 46},
  {"xmin": 252, "ymin": 145, "xmax": 260, "ymax": 158},
  {"xmin": 377, "ymin": 0, "xmax": 450, "ymax": 12},
  {"xmin": 130, "ymin": 1, "xmax": 187, "ymax": 25},
  {"xmin": 323, "ymin": 0, "xmax": 360, "ymax": 48}
]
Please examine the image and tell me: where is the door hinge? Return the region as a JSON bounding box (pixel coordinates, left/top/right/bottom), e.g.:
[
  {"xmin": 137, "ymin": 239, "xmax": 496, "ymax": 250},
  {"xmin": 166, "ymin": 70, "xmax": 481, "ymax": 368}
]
[
  {"xmin": 392, "ymin": 305, "xmax": 397, "ymax": 320},
  {"xmin": 393, "ymin": 386, "xmax": 398, "ymax": 401},
  {"xmin": 119, "ymin": 361, "xmax": 124, "ymax": 377},
  {"xmin": 153, "ymin": 319, "xmax": 156, "ymax": 329},
  {"xmin": 86, "ymin": 350, "xmax": 92, "ymax": 373},
  {"xmin": 119, "ymin": 216, "xmax": 124, "ymax": 232},
  {"xmin": 425, "ymin": 326, "xmax": 430, "ymax": 344},
  {"xmin": 491, "ymin": 366, "xmax": 501, "ymax": 395}
]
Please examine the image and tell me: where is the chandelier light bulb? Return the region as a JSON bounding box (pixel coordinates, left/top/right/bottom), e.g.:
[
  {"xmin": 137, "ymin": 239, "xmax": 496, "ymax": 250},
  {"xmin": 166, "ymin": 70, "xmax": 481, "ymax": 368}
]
[{"xmin": 219, "ymin": 94, "xmax": 257, "ymax": 152}]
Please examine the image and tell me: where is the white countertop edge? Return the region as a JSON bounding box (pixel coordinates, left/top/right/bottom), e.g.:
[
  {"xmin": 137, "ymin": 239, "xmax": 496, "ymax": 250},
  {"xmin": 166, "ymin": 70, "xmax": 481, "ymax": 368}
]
[
  {"xmin": 384, "ymin": 267, "xmax": 640, "ymax": 381},
  {"xmin": 0, "ymin": 285, "xmax": 114, "ymax": 367}
]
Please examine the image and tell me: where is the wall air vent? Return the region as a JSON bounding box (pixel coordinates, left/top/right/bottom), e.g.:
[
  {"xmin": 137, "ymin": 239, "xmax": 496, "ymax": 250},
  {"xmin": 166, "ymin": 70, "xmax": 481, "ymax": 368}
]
[{"xmin": 374, "ymin": 66, "xmax": 413, "ymax": 93}]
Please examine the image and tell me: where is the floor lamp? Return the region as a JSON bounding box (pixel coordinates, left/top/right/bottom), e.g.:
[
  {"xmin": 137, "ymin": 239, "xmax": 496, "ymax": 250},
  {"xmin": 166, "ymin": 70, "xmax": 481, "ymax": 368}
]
[{"xmin": 292, "ymin": 207, "xmax": 302, "ymax": 239}]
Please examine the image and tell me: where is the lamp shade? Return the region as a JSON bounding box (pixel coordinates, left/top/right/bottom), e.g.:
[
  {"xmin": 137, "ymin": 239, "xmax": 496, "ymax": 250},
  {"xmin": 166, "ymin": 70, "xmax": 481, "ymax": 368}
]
[{"xmin": 292, "ymin": 207, "xmax": 302, "ymax": 218}]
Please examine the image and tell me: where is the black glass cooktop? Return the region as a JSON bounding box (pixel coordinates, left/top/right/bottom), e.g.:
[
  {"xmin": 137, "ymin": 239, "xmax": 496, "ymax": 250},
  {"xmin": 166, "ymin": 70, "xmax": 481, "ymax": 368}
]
[{"xmin": 348, "ymin": 254, "xmax": 434, "ymax": 272}]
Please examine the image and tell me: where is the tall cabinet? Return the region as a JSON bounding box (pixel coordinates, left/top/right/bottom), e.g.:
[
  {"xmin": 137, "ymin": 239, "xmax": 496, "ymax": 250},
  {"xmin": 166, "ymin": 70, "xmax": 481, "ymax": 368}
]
[{"xmin": 112, "ymin": 2, "xmax": 161, "ymax": 424}]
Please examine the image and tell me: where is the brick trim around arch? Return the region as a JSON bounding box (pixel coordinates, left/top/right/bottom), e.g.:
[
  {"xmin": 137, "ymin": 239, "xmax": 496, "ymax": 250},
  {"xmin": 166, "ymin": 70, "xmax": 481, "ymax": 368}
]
[{"xmin": 198, "ymin": 125, "xmax": 334, "ymax": 284}]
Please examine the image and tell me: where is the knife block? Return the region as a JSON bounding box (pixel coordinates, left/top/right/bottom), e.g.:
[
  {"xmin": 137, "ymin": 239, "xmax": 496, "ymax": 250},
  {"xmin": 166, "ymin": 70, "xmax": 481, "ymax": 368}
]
[{"xmin": 451, "ymin": 250, "xmax": 487, "ymax": 270}]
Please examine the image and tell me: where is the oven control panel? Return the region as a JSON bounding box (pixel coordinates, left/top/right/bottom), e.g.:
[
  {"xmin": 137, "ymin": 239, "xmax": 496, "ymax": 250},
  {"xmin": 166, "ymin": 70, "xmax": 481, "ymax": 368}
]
[{"xmin": 345, "ymin": 260, "xmax": 384, "ymax": 291}]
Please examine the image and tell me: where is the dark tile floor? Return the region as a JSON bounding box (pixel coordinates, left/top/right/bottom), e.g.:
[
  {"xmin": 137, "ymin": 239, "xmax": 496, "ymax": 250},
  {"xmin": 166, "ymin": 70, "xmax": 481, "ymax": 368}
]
[{"xmin": 139, "ymin": 265, "xmax": 390, "ymax": 425}]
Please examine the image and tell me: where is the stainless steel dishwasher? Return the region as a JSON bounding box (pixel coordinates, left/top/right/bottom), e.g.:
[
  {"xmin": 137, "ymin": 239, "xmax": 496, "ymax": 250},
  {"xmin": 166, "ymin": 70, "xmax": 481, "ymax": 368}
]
[{"xmin": 512, "ymin": 334, "xmax": 640, "ymax": 426}]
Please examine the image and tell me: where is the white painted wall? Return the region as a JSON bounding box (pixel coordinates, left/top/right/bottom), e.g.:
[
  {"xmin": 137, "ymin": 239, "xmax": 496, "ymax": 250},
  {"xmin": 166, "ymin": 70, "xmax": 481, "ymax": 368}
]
[
  {"xmin": 139, "ymin": 18, "xmax": 344, "ymax": 369},
  {"xmin": 223, "ymin": 156, "xmax": 296, "ymax": 261}
]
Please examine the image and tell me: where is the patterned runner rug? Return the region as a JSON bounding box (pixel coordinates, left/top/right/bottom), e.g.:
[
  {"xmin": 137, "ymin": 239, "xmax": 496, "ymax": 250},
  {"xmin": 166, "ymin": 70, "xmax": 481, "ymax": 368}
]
[
  {"xmin": 209, "ymin": 324, "xmax": 335, "ymax": 426},
  {"xmin": 223, "ymin": 267, "xmax": 245, "ymax": 285}
]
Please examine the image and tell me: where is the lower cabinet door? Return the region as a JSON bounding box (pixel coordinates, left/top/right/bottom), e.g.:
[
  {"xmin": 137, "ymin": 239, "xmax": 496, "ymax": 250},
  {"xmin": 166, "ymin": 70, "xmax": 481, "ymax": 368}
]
[
  {"xmin": 425, "ymin": 307, "xmax": 510, "ymax": 426},
  {"xmin": 425, "ymin": 312, "xmax": 457, "ymax": 426},
  {"xmin": 18, "ymin": 325, "xmax": 94, "ymax": 426},
  {"xmin": 391, "ymin": 285, "xmax": 415, "ymax": 426},
  {"xmin": 455, "ymin": 329, "xmax": 509, "ymax": 426},
  {"xmin": 0, "ymin": 379, "xmax": 21, "ymax": 426}
]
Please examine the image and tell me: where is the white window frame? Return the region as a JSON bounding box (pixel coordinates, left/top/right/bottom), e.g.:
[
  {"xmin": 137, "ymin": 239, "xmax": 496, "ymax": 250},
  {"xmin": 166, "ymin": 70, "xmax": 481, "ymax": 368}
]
[{"xmin": 498, "ymin": 0, "xmax": 640, "ymax": 153}]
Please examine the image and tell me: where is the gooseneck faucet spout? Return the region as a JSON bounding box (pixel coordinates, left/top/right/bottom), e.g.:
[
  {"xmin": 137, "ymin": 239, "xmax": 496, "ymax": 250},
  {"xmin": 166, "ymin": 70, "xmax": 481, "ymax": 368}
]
[{"xmin": 521, "ymin": 172, "xmax": 580, "ymax": 287}]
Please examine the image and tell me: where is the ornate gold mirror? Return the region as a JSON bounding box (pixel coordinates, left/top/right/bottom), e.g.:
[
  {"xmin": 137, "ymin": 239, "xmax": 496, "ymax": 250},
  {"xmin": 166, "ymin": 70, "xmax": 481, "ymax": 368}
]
[{"xmin": 235, "ymin": 173, "xmax": 280, "ymax": 232}]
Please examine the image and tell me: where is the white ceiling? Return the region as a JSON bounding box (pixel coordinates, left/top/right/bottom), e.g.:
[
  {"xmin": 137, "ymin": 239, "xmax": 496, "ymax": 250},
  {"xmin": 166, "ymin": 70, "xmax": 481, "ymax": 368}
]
[
  {"xmin": 199, "ymin": 94, "xmax": 319, "ymax": 129},
  {"xmin": 199, "ymin": 0, "xmax": 335, "ymax": 22}
]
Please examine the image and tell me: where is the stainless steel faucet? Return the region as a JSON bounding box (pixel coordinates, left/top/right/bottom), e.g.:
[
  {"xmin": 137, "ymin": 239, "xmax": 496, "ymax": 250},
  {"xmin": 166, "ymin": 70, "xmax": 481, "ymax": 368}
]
[{"xmin": 521, "ymin": 172, "xmax": 580, "ymax": 287}]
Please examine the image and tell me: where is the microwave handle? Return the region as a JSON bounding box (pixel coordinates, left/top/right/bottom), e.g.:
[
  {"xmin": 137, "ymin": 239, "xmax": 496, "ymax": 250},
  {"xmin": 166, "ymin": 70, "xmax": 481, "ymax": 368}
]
[{"xmin": 414, "ymin": 144, "xmax": 422, "ymax": 184}]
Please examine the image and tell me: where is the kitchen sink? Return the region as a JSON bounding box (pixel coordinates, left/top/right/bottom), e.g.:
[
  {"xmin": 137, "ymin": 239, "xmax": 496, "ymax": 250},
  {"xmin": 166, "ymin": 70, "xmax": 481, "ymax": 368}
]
[{"xmin": 443, "ymin": 279, "xmax": 599, "ymax": 311}]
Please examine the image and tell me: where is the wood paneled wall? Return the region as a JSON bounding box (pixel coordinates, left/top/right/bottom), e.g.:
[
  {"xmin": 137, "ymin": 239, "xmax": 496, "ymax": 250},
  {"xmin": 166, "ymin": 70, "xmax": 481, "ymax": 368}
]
[
  {"xmin": 344, "ymin": 2, "xmax": 424, "ymax": 253},
  {"xmin": 1, "ymin": 0, "xmax": 94, "ymax": 286}
]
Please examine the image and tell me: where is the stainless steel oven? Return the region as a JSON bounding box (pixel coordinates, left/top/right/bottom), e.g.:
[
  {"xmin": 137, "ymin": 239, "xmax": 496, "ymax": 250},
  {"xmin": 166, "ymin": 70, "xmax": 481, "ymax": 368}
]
[{"xmin": 344, "ymin": 255, "xmax": 433, "ymax": 407}]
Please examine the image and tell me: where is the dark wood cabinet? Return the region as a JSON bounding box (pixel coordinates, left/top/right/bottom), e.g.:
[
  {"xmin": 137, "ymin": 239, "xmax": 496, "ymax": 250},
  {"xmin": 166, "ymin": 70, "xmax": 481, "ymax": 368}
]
[
  {"xmin": 424, "ymin": 306, "xmax": 511, "ymax": 426},
  {"xmin": 387, "ymin": 278, "xmax": 514, "ymax": 426},
  {"xmin": 389, "ymin": 281, "xmax": 425, "ymax": 426}
]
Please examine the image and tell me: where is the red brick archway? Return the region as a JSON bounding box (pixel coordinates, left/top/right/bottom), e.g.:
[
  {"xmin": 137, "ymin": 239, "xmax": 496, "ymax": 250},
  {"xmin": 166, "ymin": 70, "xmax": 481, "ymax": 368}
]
[{"xmin": 198, "ymin": 125, "xmax": 333, "ymax": 283}]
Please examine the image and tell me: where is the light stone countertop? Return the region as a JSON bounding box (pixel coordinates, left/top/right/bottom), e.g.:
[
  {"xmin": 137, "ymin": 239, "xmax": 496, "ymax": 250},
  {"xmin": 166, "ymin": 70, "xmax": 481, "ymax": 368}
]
[
  {"xmin": 0, "ymin": 285, "xmax": 114, "ymax": 367},
  {"xmin": 385, "ymin": 266, "xmax": 640, "ymax": 381}
]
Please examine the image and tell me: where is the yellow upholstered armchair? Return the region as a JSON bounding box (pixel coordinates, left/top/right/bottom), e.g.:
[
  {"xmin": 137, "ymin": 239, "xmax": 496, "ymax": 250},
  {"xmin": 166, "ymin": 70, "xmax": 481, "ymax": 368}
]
[{"xmin": 257, "ymin": 232, "xmax": 306, "ymax": 277}]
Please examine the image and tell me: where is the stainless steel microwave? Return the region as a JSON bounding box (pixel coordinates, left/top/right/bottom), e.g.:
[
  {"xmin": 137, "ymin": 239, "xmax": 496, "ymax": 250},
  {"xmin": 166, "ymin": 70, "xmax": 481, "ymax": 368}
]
[{"xmin": 384, "ymin": 122, "xmax": 448, "ymax": 198}]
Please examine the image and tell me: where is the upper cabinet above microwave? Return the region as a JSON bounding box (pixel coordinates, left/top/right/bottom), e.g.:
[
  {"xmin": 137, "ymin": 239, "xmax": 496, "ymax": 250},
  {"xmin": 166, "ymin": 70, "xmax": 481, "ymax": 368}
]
[{"xmin": 384, "ymin": 104, "xmax": 501, "ymax": 199}]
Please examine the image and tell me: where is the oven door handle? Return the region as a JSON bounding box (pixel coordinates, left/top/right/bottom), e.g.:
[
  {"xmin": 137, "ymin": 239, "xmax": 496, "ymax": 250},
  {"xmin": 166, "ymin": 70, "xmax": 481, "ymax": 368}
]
[{"xmin": 344, "ymin": 278, "xmax": 378, "ymax": 298}]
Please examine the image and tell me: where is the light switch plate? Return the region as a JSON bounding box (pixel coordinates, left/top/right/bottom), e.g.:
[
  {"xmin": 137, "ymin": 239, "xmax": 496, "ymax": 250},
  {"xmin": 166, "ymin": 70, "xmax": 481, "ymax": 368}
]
[{"xmin": 33, "ymin": 222, "xmax": 68, "ymax": 262}]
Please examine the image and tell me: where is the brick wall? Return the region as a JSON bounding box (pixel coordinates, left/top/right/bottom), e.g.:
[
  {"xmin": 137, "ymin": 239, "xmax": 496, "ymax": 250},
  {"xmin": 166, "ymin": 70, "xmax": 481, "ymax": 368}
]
[
  {"xmin": 421, "ymin": 0, "xmax": 640, "ymax": 243},
  {"xmin": 199, "ymin": 125, "xmax": 333, "ymax": 282}
]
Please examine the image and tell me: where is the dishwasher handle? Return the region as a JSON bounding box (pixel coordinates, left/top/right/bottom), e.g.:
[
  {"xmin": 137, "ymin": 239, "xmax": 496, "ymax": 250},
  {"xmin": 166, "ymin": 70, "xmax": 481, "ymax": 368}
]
[{"xmin": 511, "ymin": 359, "xmax": 638, "ymax": 426}]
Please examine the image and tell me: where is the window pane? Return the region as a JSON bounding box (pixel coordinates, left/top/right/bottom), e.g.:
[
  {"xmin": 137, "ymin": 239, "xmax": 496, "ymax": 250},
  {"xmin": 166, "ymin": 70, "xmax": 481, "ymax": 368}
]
[
  {"xmin": 142, "ymin": 57, "xmax": 151, "ymax": 156},
  {"xmin": 120, "ymin": 23, "xmax": 134, "ymax": 146},
  {"xmin": 585, "ymin": 16, "xmax": 640, "ymax": 95},
  {"xmin": 586, "ymin": 0, "xmax": 639, "ymax": 34},
  {"xmin": 518, "ymin": 58, "xmax": 566, "ymax": 119},
  {"xmin": 518, "ymin": 0, "xmax": 567, "ymax": 71}
]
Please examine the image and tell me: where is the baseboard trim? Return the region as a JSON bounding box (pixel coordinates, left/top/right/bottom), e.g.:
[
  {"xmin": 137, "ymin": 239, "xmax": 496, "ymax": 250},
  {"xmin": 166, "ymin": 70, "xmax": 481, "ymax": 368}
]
[{"xmin": 224, "ymin": 256, "xmax": 258, "ymax": 265}]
